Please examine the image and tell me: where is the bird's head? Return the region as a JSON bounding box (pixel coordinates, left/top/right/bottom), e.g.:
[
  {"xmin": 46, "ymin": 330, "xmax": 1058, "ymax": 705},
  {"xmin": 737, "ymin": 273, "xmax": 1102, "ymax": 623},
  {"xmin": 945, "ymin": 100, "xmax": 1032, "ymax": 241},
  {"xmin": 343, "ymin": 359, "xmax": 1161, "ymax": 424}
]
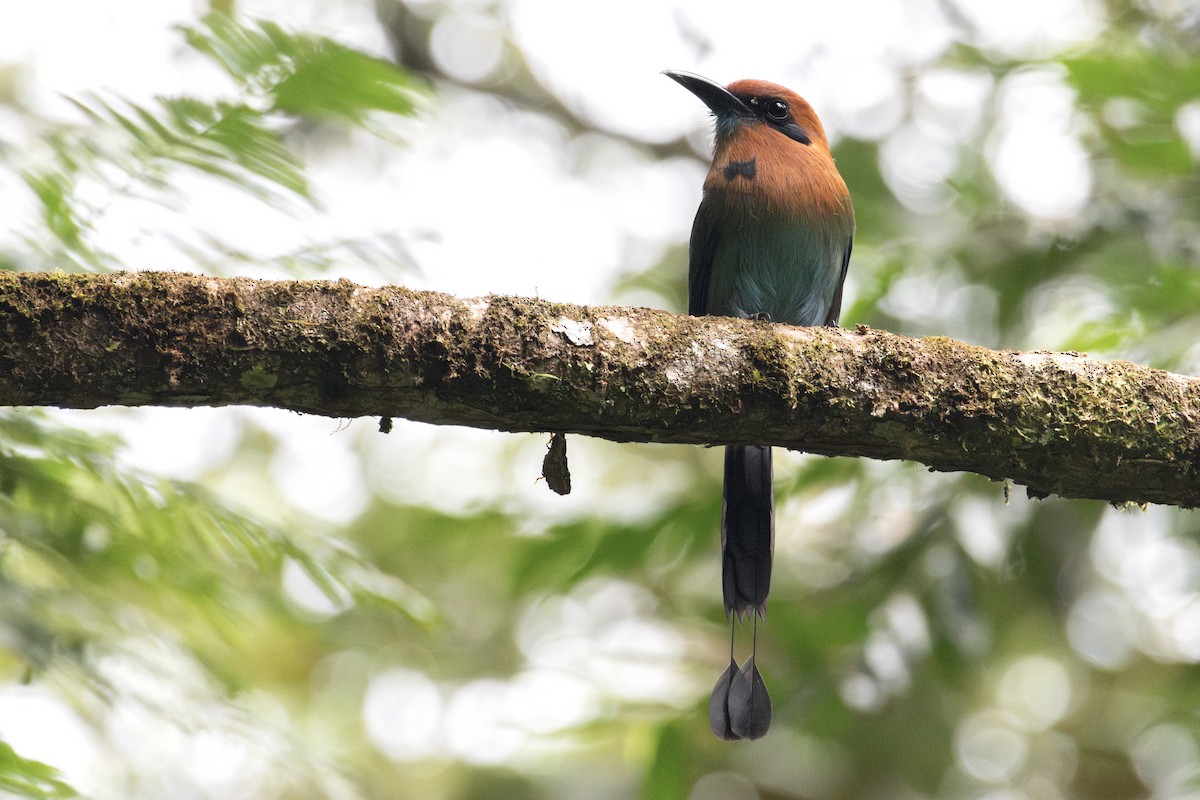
[{"xmin": 664, "ymin": 71, "xmax": 829, "ymax": 151}]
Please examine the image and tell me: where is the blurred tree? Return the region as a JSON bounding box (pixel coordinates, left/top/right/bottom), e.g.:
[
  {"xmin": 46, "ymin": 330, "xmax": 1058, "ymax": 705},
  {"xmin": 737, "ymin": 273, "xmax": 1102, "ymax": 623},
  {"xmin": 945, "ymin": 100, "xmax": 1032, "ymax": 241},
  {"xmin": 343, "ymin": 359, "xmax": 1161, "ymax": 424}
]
[{"xmin": 1, "ymin": 3, "xmax": 1200, "ymax": 800}]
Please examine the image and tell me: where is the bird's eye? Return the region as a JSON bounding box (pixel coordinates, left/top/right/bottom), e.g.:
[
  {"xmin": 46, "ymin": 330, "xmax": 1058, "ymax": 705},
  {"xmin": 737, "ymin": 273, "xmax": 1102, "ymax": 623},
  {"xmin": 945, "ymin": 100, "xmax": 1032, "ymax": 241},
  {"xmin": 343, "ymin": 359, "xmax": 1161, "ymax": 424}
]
[{"xmin": 765, "ymin": 100, "xmax": 789, "ymax": 121}]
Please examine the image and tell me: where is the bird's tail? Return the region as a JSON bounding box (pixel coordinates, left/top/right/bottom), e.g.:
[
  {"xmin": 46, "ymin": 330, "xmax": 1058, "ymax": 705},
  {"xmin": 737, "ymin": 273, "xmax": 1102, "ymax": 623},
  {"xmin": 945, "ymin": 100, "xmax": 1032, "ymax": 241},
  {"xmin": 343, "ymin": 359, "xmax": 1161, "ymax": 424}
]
[{"xmin": 721, "ymin": 445, "xmax": 774, "ymax": 619}]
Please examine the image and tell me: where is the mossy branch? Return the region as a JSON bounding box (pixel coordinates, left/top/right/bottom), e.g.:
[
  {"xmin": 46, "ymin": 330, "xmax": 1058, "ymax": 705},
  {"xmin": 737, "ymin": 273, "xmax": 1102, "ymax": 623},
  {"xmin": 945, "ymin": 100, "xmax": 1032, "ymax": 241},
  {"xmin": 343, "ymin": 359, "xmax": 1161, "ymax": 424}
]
[{"xmin": 2, "ymin": 270, "xmax": 1198, "ymax": 507}]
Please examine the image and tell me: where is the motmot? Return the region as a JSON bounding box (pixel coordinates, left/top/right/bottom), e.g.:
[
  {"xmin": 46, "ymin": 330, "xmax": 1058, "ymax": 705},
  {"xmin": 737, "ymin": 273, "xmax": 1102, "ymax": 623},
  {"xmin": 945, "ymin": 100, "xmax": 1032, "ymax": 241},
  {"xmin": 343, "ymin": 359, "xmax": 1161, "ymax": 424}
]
[{"xmin": 665, "ymin": 71, "xmax": 854, "ymax": 740}]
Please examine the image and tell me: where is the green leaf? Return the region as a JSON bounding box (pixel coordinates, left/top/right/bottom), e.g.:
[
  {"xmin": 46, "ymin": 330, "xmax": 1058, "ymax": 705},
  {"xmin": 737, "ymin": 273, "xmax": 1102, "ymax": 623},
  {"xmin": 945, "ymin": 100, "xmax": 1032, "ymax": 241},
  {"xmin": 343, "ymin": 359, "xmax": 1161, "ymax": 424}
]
[
  {"xmin": 1064, "ymin": 51, "xmax": 1200, "ymax": 112},
  {"xmin": 272, "ymin": 48, "xmax": 422, "ymax": 122},
  {"xmin": 0, "ymin": 740, "xmax": 77, "ymax": 799},
  {"xmin": 1064, "ymin": 49, "xmax": 1200, "ymax": 175},
  {"xmin": 1107, "ymin": 130, "xmax": 1193, "ymax": 176},
  {"xmin": 182, "ymin": 13, "xmax": 426, "ymax": 123},
  {"xmin": 68, "ymin": 93, "xmax": 309, "ymax": 200},
  {"xmin": 180, "ymin": 13, "xmax": 299, "ymax": 93},
  {"xmin": 205, "ymin": 104, "xmax": 309, "ymax": 193},
  {"xmin": 21, "ymin": 171, "xmax": 86, "ymax": 255}
]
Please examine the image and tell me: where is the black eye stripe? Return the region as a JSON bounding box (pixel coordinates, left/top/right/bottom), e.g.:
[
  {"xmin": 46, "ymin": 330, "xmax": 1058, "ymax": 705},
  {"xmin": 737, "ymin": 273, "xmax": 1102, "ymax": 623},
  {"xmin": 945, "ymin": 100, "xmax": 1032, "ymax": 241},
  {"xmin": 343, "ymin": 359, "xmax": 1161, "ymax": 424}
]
[{"xmin": 741, "ymin": 94, "xmax": 810, "ymax": 144}]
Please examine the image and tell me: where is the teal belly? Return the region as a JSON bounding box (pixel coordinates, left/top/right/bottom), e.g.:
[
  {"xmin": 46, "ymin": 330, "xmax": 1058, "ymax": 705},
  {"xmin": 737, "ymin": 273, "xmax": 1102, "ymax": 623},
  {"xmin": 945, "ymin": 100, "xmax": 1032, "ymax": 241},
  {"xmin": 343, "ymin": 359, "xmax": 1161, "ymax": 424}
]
[{"xmin": 704, "ymin": 219, "xmax": 845, "ymax": 327}]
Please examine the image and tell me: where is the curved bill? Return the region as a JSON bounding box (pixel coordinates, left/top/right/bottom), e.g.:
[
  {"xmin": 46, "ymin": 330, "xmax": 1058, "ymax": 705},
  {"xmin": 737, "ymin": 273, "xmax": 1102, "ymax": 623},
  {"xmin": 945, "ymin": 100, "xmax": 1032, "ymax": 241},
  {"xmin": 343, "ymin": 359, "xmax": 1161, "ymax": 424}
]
[{"xmin": 663, "ymin": 70, "xmax": 750, "ymax": 118}]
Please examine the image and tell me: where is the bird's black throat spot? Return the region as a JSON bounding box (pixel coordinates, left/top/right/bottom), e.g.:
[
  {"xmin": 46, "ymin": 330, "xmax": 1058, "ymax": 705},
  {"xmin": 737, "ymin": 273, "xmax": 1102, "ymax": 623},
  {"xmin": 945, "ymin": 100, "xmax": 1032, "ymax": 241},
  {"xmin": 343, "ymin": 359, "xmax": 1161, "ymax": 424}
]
[{"xmin": 723, "ymin": 158, "xmax": 757, "ymax": 182}]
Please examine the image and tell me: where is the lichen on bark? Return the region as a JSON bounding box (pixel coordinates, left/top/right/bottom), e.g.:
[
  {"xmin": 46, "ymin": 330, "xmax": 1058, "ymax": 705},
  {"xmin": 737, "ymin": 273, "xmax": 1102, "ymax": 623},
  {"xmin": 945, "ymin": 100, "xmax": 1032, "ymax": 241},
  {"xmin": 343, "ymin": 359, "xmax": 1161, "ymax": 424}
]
[{"xmin": 2, "ymin": 270, "xmax": 1199, "ymax": 508}]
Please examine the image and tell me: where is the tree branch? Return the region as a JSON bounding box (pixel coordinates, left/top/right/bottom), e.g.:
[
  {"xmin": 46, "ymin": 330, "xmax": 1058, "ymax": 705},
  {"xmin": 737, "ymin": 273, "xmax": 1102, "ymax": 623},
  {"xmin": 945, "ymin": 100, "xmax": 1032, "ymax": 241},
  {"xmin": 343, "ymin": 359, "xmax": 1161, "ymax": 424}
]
[{"xmin": 2, "ymin": 270, "xmax": 1198, "ymax": 507}]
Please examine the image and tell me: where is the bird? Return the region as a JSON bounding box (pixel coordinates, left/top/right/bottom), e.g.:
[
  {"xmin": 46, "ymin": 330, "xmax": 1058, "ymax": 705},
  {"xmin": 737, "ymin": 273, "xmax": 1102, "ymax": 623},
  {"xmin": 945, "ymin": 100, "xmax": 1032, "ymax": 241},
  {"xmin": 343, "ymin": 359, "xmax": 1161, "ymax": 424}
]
[{"xmin": 664, "ymin": 70, "xmax": 854, "ymax": 740}]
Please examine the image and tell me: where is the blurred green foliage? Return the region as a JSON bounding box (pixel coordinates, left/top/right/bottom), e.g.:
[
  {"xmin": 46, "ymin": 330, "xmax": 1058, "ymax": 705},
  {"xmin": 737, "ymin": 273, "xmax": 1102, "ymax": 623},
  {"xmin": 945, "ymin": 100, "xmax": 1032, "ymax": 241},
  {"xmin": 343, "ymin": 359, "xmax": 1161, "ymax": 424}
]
[
  {"xmin": 15, "ymin": 13, "xmax": 424, "ymax": 273},
  {"xmin": 2, "ymin": 4, "xmax": 1200, "ymax": 800},
  {"xmin": 182, "ymin": 14, "xmax": 424, "ymax": 123},
  {"xmin": 0, "ymin": 740, "xmax": 76, "ymax": 800}
]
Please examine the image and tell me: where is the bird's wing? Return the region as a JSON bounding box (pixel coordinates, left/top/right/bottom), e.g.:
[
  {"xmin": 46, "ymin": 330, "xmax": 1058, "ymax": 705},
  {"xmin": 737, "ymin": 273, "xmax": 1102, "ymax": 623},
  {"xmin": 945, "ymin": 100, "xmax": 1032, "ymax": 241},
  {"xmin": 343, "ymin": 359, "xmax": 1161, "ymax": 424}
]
[
  {"xmin": 822, "ymin": 235, "xmax": 854, "ymax": 327},
  {"xmin": 687, "ymin": 199, "xmax": 722, "ymax": 316}
]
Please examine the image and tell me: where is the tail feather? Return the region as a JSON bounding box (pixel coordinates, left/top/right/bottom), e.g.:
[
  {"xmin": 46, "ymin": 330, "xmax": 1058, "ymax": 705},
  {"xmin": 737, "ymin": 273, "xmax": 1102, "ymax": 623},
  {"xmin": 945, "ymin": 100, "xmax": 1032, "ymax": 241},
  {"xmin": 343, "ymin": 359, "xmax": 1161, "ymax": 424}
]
[{"xmin": 721, "ymin": 445, "xmax": 774, "ymax": 618}]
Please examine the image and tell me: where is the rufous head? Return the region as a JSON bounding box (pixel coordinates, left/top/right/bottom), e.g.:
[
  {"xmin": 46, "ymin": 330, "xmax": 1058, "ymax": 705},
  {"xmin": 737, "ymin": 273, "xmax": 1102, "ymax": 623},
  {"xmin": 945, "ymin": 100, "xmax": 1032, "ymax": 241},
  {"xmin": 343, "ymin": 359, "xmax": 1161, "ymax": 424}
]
[{"xmin": 664, "ymin": 71, "xmax": 830, "ymax": 151}]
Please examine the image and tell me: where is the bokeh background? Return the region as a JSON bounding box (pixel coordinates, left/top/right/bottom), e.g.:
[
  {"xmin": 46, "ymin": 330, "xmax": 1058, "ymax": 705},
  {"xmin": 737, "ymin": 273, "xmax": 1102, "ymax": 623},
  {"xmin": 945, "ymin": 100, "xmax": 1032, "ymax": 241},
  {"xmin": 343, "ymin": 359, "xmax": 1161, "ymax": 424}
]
[{"xmin": 3, "ymin": 1, "xmax": 1200, "ymax": 798}]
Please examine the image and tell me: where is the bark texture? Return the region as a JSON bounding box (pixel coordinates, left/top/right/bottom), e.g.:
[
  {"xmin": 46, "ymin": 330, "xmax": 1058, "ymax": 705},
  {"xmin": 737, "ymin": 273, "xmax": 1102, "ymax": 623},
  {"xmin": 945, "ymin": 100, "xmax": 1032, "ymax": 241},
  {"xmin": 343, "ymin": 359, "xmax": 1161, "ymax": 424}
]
[{"xmin": 2, "ymin": 270, "xmax": 1198, "ymax": 507}]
